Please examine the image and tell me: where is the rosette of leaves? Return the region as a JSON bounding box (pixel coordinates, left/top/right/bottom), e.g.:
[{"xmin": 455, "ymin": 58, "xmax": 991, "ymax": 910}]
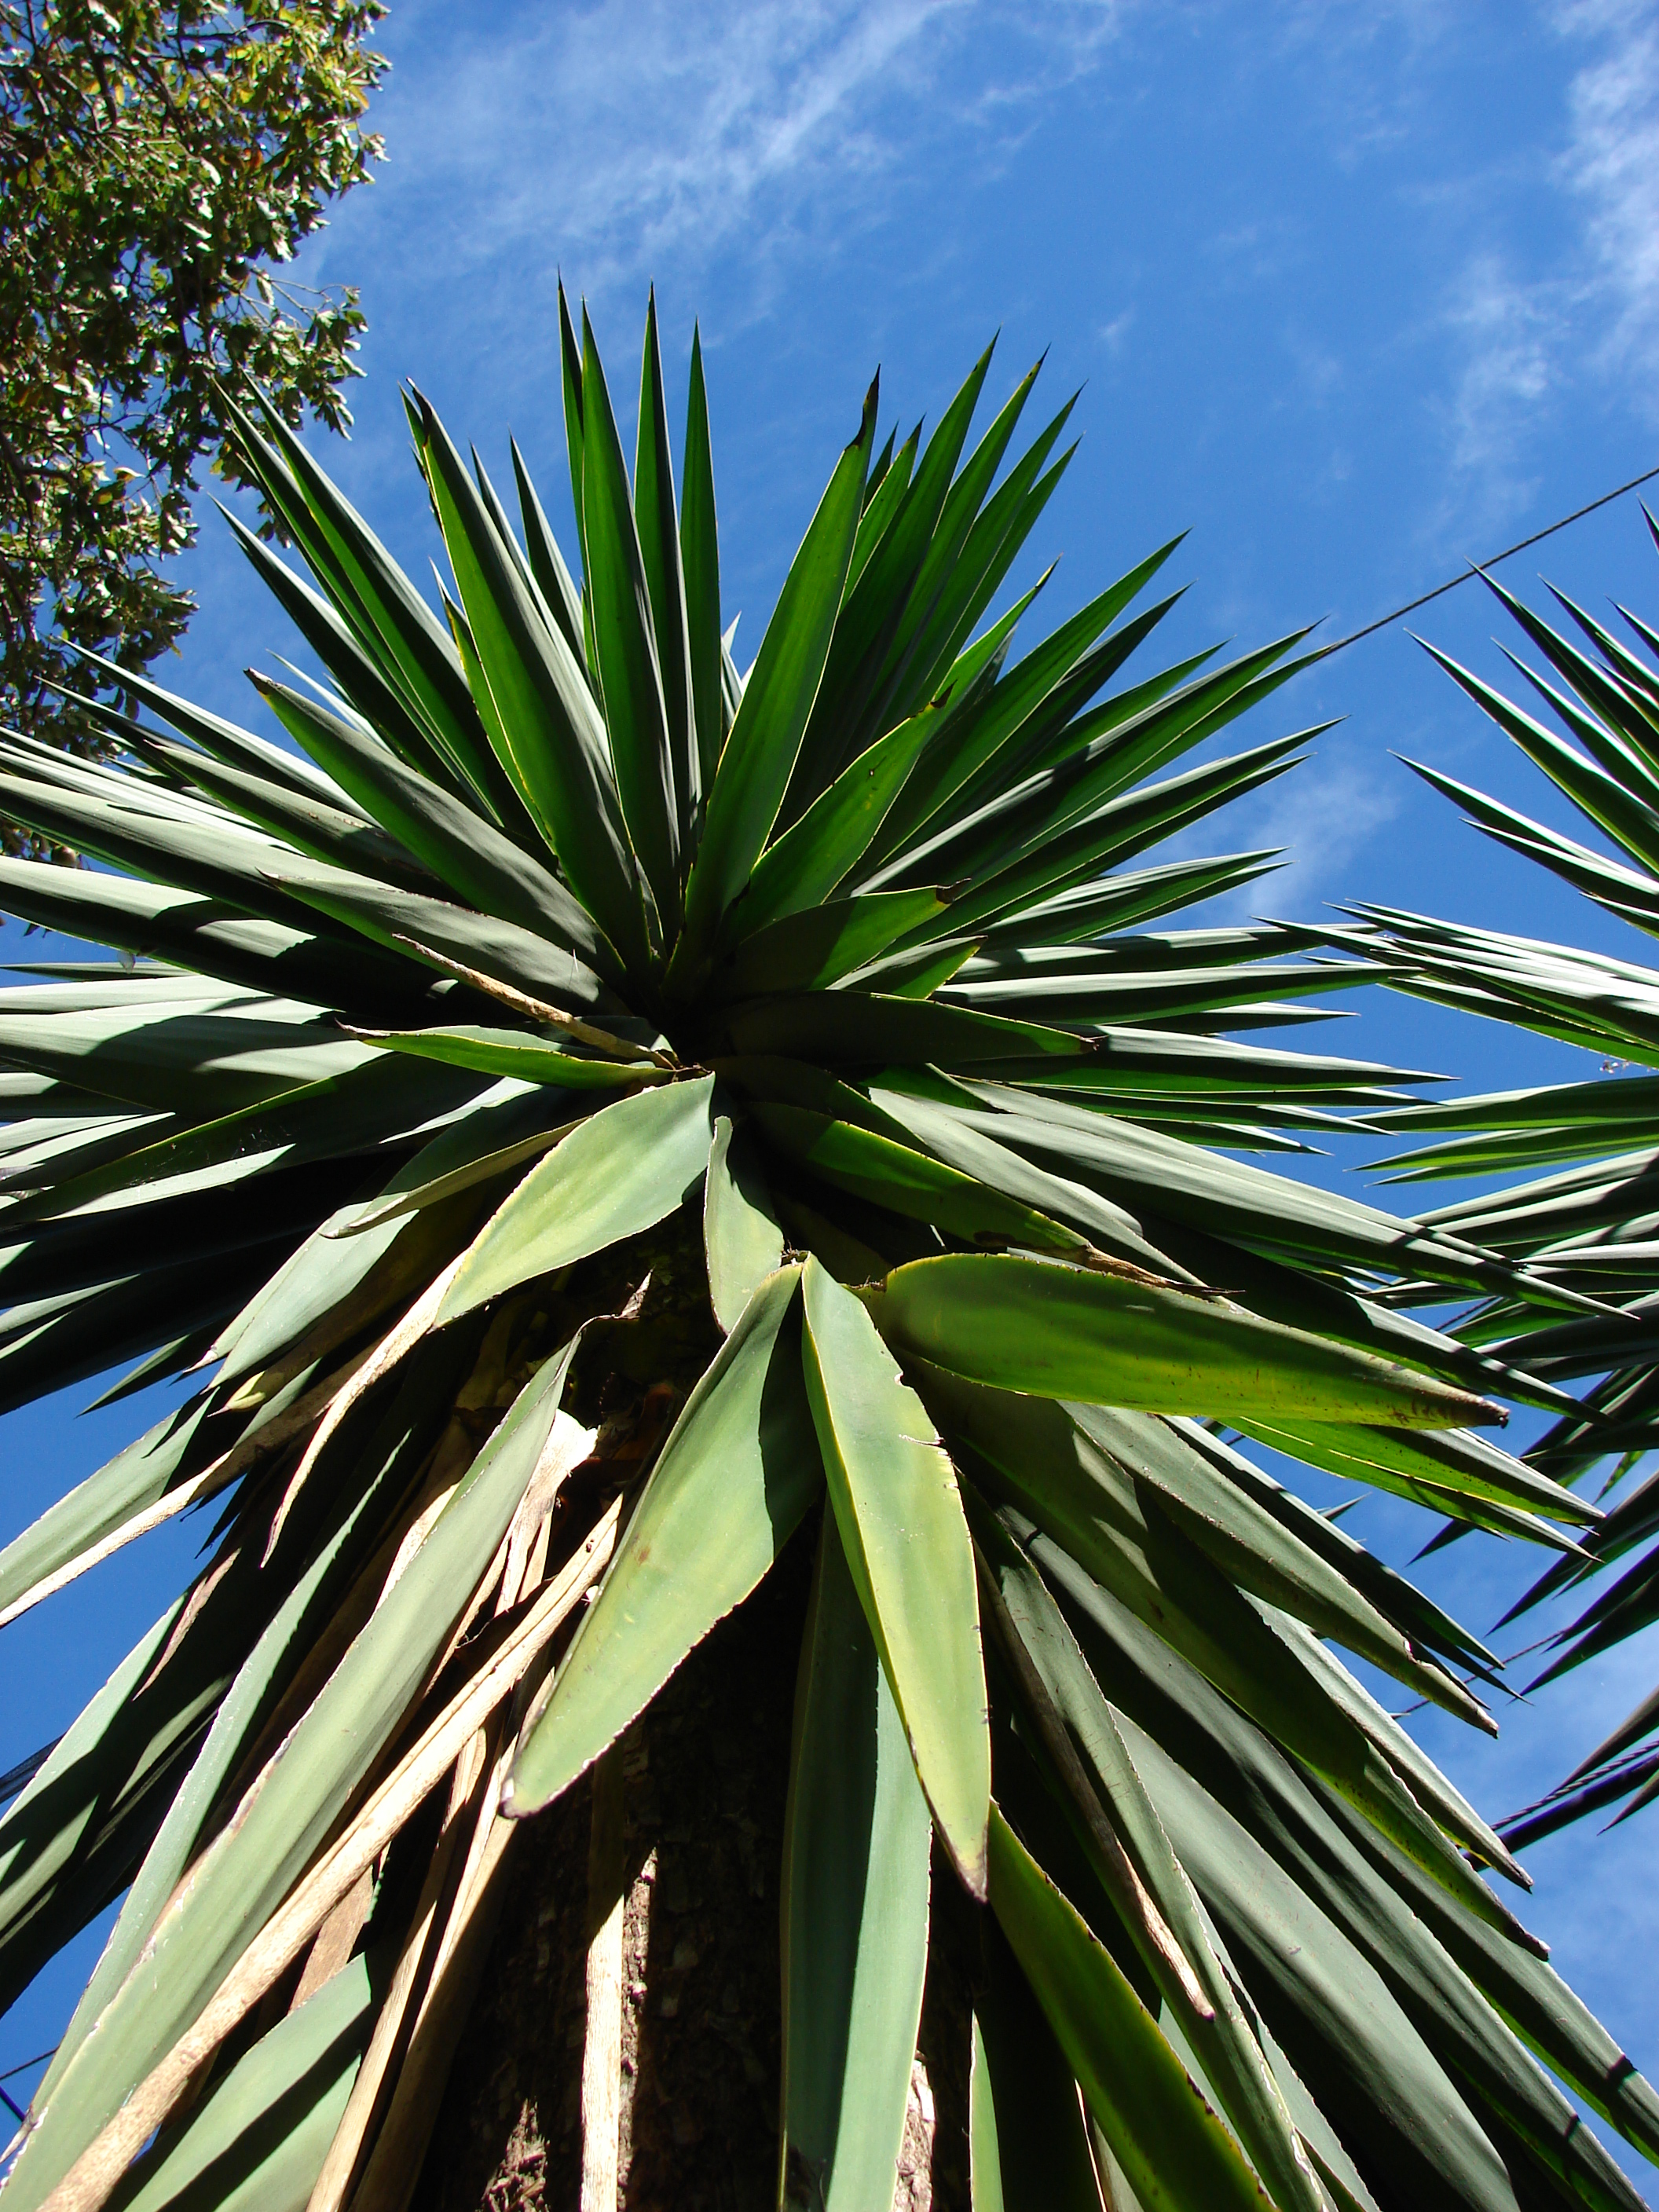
[
  {"xmin": 1357, "ymin": 527, "xmax": 1659, "ymax": 1846},
  {"xmin": 0, "ymin": 297, "xmax": 1652, "ymax": 2212}
]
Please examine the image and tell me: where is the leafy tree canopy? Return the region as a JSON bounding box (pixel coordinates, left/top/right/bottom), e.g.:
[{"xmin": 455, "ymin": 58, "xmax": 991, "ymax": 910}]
[{"xmin": 0, "ymin": 0, "xmax": 384, "ymax": 843}]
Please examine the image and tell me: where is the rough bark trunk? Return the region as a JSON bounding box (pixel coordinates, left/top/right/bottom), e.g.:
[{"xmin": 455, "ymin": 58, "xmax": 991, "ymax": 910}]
[
  {"xmin": 410, "ymin": 1217, "xmax": 973, "ymax": 2210},
  {"xmin": 409, "ymin": 1530, "xmax": 977, "ymax": 2212},
  {"xmin": 412, "ymin": 1521, "xmax": 811, "ymax": 2211}
]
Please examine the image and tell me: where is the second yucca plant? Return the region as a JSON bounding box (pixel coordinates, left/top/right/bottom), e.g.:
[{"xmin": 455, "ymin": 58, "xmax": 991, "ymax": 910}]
[
  {"xmin": 0, "ymin": 295, "xmax": 1654, "ymax": 2211},
  {"xmin": 1361, "ymin": 533, "xmax": 1659, "ymax": 1847}
]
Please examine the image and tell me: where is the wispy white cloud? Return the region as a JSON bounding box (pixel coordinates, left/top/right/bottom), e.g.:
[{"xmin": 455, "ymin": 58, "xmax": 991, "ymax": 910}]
[
  {"xmin": 1248, "ymin": 749, "xmax": 1404, "ymax": 905},
  {"xmin": 336, "ymin": 0, "xmax": 1128, "ymax": 313},
  {"xmin": 1273, "ymin": 0, "xmax": 1458, "ymax": 165},
  {"xmin": 1099, "ymin": 305, "xmax": 1136, "ymax": 355},
  {"xmin": 1436, "ymin": 254, "xmax": 1562, "ymax": 522},
  {"xmin": 1430, "ymin": 1, "xmax": 1659, "ymax": 519},
  {"xmin": 1555, "ymin": 0, "xmax": 1659, "ymax": 382},
  {"xmin": 1154, "ymin": 747, "xmax": 1404, "ymax": 925}
]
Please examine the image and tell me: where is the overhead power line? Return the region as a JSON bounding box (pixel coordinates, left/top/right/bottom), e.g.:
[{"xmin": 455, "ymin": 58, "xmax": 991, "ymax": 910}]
[{"xmin": 1321, "ymin": 461, "xmax": 1659, "ymax": 657}]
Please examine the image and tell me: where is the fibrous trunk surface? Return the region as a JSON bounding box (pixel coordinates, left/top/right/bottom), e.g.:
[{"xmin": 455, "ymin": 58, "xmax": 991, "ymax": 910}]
[
  {"xmin": 416, "ymin": 1526, "xmax": 810, "ymax": 2211},
  {"xmin": 416, "ymin": 1520, "xmax": 976, "ymax": 2212}
]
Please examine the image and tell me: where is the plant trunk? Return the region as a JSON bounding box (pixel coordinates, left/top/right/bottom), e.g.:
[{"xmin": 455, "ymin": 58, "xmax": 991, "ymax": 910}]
[
  {"xmin": 409, "ymin": 1219, "xmax": 974, "ymax": 2210},
  {"xmin": 412, "ymin": 1510, "xmax": 811, "ymax": 2212},
  {"xmin": 412, "ymin": 1532, "xmax": 975, "ymax": 2211}
]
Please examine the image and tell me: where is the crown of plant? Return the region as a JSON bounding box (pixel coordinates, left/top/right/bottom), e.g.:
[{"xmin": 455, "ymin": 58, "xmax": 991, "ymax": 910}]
[
  {"xmin": 1361, "ymin": 526, "xmax": 1659, "ymax": 1845},
  {"xmin": 0, "ymin": 295, "xmax": 1654, "ymax": 2212}
]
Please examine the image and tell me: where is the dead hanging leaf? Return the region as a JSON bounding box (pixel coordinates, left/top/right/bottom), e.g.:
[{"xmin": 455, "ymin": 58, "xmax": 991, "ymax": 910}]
[
  {"xmin": 38, "ymin": 1498, "xmax": 624, "ymax": 2212},
  {"xmin": 261, "ymin": 1255, "xmax": 467, "ymax": 1566},
  {"xmin": 0, "ymin": 1345, "xmax": 371, "ymax": 1635}
]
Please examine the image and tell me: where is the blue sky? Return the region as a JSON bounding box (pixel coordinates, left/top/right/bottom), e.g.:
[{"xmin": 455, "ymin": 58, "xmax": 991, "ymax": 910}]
[{"xmin": 6, "ymin": 0, "xmax": 1659, "ymax": 2175}]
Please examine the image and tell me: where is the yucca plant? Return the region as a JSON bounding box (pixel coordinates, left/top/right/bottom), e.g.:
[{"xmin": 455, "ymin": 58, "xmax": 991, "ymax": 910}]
[
  {"xmin": 1357, "ymin": 529, "xmax": 1659, "ymax": 1848},
  {"xmin": 0, "ymin": 294, "xmax": 1654, "ymax": 2212}
]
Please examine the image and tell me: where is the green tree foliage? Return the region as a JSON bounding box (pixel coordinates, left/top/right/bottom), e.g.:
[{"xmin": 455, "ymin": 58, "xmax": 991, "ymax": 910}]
[
  {"xmin": 0, "ymin": 303, "xmax": 1654, "ymax": 2210},
  {"xmin": 1360, "ymin": 525, "xmax": 1659, "ymax": 1841},
  {"xmin": 0, "ymin": 0, "xmax": 384, "ymax": 836}
]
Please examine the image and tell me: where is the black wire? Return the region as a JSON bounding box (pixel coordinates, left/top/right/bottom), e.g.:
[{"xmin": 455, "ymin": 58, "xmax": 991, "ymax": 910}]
[
  {"xmin": 0, "ymin": 2051, "xmax": 54, "ymax": 2085},
  {"xmin": 0, "ymin": 2045, "xmax": 55, "ymax": 2137},
  {"xmin": 1319, "ymin": 462, "xmax": 1659, "ymax": 657}
]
